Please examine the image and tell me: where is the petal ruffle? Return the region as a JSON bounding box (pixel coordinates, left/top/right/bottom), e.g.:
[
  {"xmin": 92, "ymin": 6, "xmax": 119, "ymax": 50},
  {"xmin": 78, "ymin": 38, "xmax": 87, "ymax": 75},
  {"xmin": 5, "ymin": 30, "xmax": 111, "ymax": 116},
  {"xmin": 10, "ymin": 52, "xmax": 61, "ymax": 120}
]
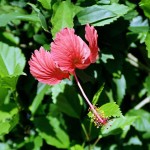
[
  {"xmin": 29, "ymin": 47, "xmax": 69, "ymax": 85},
  {"xmin": 85, "ymin": 24, "xmax": 99, "ymax": 63},
  {"xmin": 51, "ymin": 28, "xmax": 91, "ymax": 73}
]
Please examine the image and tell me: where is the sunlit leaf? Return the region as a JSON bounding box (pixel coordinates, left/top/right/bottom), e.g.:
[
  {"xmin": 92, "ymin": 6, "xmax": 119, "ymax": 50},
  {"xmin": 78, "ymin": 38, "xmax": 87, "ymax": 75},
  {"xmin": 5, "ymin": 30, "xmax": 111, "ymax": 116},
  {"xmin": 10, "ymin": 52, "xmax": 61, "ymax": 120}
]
[
  {"xmin": 0, "ymin": 103, "xmax": 19, "ymax": 135},
  {"xmin": 70, "ymin": 144, "xmax": 84, "ymax": 150},
  {"xmin": 129, "ymin": 16, "xmax": 149, "ymax": 33},
  {"xmin": 51, "ymin": 1, "xmax": 74, "ymax": 37},
  {"xmin": 99, "ymin": 102, "xmax": 123, "ymax": 118},
  {"xmin": 145, "ymin": 32, "xmax": 150, "ymax": 58},
  {"xmin": 38, "ymin": 0, "xmax": 51, "ymax": 10},
  {"xmin": 139, "ymin": 0, "xmax": 150, "ymax": 19},
  {"xmin": 101, "ymin": 116, "xmax": 137, "ymax": 136},
  {"xmin": 0, "ymin": 42, "xmax": 26, "ymax": 90},
  {"xmin": 126, "ymin": 109, "xmax": 150, "ymax": 132}
]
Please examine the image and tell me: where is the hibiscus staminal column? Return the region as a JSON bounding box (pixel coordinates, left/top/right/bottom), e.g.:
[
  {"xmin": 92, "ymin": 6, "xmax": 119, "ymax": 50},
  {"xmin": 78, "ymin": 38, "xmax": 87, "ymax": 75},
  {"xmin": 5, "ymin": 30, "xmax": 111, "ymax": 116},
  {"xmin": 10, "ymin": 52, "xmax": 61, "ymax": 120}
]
[{"xmin": 74, "ymin": 72, "xmax": 107, "ymax": 127}]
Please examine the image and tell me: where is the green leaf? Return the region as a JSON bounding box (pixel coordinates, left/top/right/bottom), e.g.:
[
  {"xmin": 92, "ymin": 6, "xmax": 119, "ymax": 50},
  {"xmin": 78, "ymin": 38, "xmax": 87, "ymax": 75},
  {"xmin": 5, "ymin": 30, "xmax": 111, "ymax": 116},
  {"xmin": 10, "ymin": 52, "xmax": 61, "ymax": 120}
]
[
  {"xmin": 51, "ymin": 82, "xmax": 83, "ymax": 118},
  {"xmin": 101, "ymin": 116, "xmax": 137, "ymax": 136},
  {"xmin": 38, "ymin": 0, "xmax": 51, "ymax": 10},
  {"xmin": 0, "ymin": 12, "xmax": 40, "ymax": 27},
  {"xmin": 145, "ymin": 32, "xmax": 150, "ymax": 58},
  {"xmin": 51, "ymin": 1, "xmax": 74, "ymax": 37},
  {"xmin": 128, "ymin": 16, "xmax": 149, "ymax": 33},
  {"xmin": 77, "ymin": 3, "xmax": 129, "ymax": 26},
  {"xmin": 0, "ymin": 103, "xmax": 19, "ymax": 135},
  {"xmin": 126, "ymin": 109, "xmax": 150, "ymax": 132},
  {"xmin": 99, "ymin": 102, "xmax": 123, "ymax": 118},
  {"xmin": 34, "ymin": 116, "xmax": 70, "ymax": 148},
  {"xmin": 0, "ymin": 87, "xmax": 9, "ymax": 105},
  {"xmin": 28, "ymin": 3, "xmax": 48, "ymax": 32},
  {"xmin": 126, "ymin": 136, "xmax": 142, "ymax": 146},
  {"xmin": 29, "ymin": 83, "xmax": 50, "ymax": 115},
  {"xmin": 70, "ymin": 144, "xmax": 84, "ymax": 150},
  {"xmin": 92, "ymin": 83, "xmax": 105, "ymax": 105},
  {"xmin": 113, "ymin": 75, "xmax": 126, "ymax": 105},
  {"xmin": 0, "ymin": 42, "xmax": 26, "ymax": 90},
  {"xmin": 101, "ymin": 53, "xmax": 114, "ymax": 63},
  {"xmin": 139, "ymin": 0, "xmax": 150, "ymax": 19},
  {"xmin": 33, "ymin": 136, "xmax": 43, "ymax": 150},
  {"xmin": 144, "ymin": 75, "xmax": 150, "ymax": 95}
]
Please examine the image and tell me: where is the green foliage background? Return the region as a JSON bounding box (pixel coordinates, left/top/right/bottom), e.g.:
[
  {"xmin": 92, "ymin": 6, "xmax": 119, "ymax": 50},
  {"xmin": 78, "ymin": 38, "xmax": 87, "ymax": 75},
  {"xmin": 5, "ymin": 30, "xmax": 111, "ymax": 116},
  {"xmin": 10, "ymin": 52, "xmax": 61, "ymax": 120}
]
[{"xmin": 0, "ymin": 0, "xmax": 150, "ymax": 149}]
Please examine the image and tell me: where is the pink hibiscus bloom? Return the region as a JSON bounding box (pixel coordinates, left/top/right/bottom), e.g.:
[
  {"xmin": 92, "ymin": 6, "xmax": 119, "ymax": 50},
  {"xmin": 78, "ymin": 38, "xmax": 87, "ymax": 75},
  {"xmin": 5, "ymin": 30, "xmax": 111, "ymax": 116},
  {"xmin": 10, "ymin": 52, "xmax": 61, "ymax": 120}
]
[
  {"xmin": 28, "ymin": 47, "xmax": 69, "ymax": 85},
  {"xmin": 29, "ymin": 25, "xmax": 108, "ymax": 127},
  {"xmin": 51, "ymin": 24, "xmax": 99, "ymax": 74}
]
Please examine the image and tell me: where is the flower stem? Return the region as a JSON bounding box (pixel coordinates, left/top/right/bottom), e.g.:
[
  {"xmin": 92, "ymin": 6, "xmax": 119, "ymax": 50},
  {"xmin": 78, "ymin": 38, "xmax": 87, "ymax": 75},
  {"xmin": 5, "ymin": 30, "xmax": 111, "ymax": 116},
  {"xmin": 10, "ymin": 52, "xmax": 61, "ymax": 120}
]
[{"xmin": 74, "ymin": 72, "xmax": 104, "ymax": 124}]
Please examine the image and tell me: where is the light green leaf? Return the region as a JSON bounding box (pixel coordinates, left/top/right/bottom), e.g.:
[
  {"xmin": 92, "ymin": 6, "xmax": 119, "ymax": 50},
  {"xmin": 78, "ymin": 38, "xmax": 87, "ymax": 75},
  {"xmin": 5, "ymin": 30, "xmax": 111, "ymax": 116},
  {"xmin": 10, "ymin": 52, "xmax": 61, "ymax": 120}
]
[
  {"xmin": 0, "ymin": 42, "xmax": 26, "ymax": 90},
  {"xmin": 99, "ymin": 102, "xmax": 123, "ymax": 118},
  {"xmin": 101, "ymin": 116, "xmax": 137, "ymax": 136},
  {"xmin": 34, "ymin": 116, "xmax": 70, "ymax": 148},
  {"xmin": 51, "ymin": 1, "xmax": 74, "ymax": 37},
  {"xmin": 51, "ymin": 82, "xmax": 83, "ymax": 118},
  {"xmin": 77, "ymin": 3, "xmax": 129, "ymax": 26},
  {"xmin": 129, "ymin": 16, "xmax": 149, "ymax": 33},
  {"xmin": 29, "ymin": 83, "xmax": 50, "ymax": 115},
  {"xmin": 145, "ymin": 32, "xmax": 150, "ymax": 58},
  {"xmin": 139, "ymin": 0, "xmax": 150, "ymax": 19},
  {"xmin": 70, "ymin": 144, "xmax": 84, "ymax": 150},
  {"xmin": 126, "ymin": 109, "xmax": 150, "ymax": 132},
  {"xmin": 0, "ymin": 12, "xmax": 40, "ymax": 27},
  {"xmin": 33, "ymin": 136, "xmax": 43, "ymax": 150},
  {"xmin": 126, "ymin": 136, "xmax": 142, "ymax": 146},
  {"xmin": 38, "ymin": 0, "xmax": 51, "ymax": 10},
  {"xmin": 101, "ymin": 53, "xmax": 114, "ymax": 63},
  {"xmin": 92, "ymin": 83, "xmax": 105, "ymax": 105},
  {"xmin": 0, "ymin": 103, "xmax": 19, "ymax": 135},
  {"xmin": 113, "ymin": 75, "xmax": 126, "ymax": 105}
]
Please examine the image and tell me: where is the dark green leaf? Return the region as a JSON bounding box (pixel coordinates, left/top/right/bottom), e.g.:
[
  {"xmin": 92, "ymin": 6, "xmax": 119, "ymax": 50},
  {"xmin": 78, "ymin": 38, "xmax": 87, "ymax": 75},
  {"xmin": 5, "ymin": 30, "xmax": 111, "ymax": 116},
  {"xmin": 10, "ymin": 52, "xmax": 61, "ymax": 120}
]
[
  {"xmin": 77, "ymin": 3, "xmax": 129, "ymax": 26},
  {"xmin": 92, "ymin": 83, "xmax": 105, "ymax": 105},
  {"xmin": 34, "ymin": 116, "xmax": 70, "ymax": 148},
  {"xmin": 51, "ymin": 82, "xmax": 83, "ymax": 118},
  {"xmin": 29, "ymin": 83, "xmax": 50, "ymax": 115},
  {"xmin": 113, "ymin": 75, "xmax": 126, "ymax": 105},
  {"xmin": 0, "ymin": 12, "xmax": 40, "ymax": 27}
]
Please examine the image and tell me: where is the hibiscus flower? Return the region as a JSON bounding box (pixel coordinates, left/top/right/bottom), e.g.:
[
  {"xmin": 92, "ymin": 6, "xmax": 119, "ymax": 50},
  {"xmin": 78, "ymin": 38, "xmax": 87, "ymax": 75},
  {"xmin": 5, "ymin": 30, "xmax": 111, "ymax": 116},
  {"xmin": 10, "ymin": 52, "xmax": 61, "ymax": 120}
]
[{"xmin": 51, "ymin": 24, "xmax": 99, "ymax": 74}]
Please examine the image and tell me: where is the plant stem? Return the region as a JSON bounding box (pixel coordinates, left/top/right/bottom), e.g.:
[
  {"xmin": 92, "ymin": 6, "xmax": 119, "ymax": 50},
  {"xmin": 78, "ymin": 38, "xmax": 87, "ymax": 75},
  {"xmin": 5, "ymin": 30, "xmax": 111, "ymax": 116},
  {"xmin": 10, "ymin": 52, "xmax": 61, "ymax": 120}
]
[
  {"xmin": 134, "ymin": 97, "xmax": 150, "ymax": 110},
  {"xmin": 74, "ymin": 72, "xmax": 104, "ymax": 124},
  {"xmin": 127, "ymin": 53, "xmax": 150, "ymax": 73},
  {"xmin": 81, "ymin": 122, "xmax": 90, "ymax": 141}
]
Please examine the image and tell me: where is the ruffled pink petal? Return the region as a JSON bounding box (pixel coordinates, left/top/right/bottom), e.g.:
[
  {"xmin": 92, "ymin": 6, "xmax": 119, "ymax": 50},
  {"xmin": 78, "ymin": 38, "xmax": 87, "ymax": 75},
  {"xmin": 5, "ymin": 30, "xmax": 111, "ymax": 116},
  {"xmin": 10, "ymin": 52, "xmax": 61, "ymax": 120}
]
[
  {"xmin": 28, "ymin": 47, "xmax": 69, "ymax": 85},
  {"xmin": 51, "ymin": 28, "xmax": 91, "ymax": 74},
  {"xmin": 85, "ymin": 24, "xmax": 99, "ymax": 63}
]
